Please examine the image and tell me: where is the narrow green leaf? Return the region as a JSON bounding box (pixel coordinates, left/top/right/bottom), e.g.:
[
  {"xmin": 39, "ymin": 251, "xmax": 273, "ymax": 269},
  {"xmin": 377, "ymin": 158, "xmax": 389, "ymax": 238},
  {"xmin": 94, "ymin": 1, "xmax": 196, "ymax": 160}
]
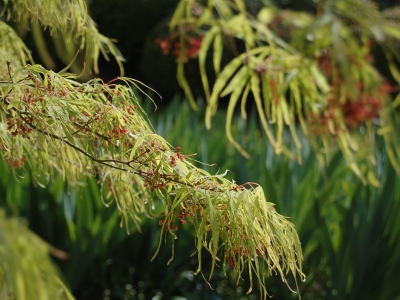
[
  {"xmin": 250, "ymin": 75, "xmax": 276, "ymax": 147},
  {"xmin": 199, "ymin": 26, "xmax": 219, "ymax": 102},
  {"xmin": 220, "ymin": 65, "xmax": 248, "ymax": 97},
  {"xmin": 206, "ymin": 53, "xmax": 247, "ymax": 128},
  {"xmin": 310, "ymin": 64, "xmax": 330, "ymax": 93},
  {"xmin": 62, "ymin": 123, "xmax": 75, "ymax": 143},
  {"xmin": 177, "ymin": 60, "xmax": 199, "ymax": 110},
  {"xmin": 169, "ymin": 0, "xmax": 187, "ymax": 30},
  {"xmin": 213, "ymin": 32, "xmax": 223, "ymax": 74},
  {"xmin": 226, "ymin": 69, "xmax": 250, "ymax": 158},
  {"xmin": 240, "ymin": 82, "xmax": 251, "ymax": 120}
]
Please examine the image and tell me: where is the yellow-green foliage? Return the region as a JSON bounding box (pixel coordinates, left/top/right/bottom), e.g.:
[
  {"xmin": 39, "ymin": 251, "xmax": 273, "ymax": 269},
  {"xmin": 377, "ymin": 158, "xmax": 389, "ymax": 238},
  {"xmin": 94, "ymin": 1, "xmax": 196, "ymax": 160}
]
[
  {"xmin": 2, "ymin": 0, "xmax": 124, "ymax": 74},
  {"xmin": 0, "ymin": 62, "xmax": 304, "ymax": 298},
  {"xmin": 170, "ymin": 0, "xmax": 400, "ymax": 185},
  {"xmin": 0, "ymin": 22, "xmax": 32, "ymax": 67},
  {"xmin": 0, "ymin": 210, "xmax": 73, "ymax": 300},
  {"xmin": 0, "ymin": 0, "xmax": 305, "ymax": 297}
]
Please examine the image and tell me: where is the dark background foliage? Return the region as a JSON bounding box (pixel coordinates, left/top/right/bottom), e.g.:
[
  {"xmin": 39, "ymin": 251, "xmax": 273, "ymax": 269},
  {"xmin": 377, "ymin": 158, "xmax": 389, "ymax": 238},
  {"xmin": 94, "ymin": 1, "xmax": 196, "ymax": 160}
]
[{"xmin": 87, "ymin": 0, "xmax": 400, "ymax": 102}]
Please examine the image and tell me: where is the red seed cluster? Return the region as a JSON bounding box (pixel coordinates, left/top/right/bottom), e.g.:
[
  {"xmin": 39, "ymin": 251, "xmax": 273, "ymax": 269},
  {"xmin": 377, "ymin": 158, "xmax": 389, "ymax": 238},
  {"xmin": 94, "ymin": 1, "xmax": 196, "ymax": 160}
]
[
  {"xmin": 158, "ymin": 219, "xmax": 178, "ymax": 232},
  {"xmin": 308, "ymin": 81, "xmax": 388, "ymax": 135},
  {"xmin": 155, "ymin": 34, "xmax": 203, "ymax": 63},
  {"xmin": 6, "ymin": 117, "xmax": 34, "ymax": 137},
  {"xmin": 308, "ymin": 110, "xmax": 340, "ymax": 136},
  {"xmin": 178, "ymin": 206, "xmax": 196, "ymax": 225},
  {"xmin": 155, "ymin": 39, "xmax": 171, "ymax": 55},
  {"xmin": 175, "ymin": 146, "xmax": 185, "ymax": 161},
  {"xmin": 144, "ymin": 181, "xmax": 167, "ymax": 192},
  {"xmin": 226, "ymin": 254, "xmax": 235, "ymax": 269},
  {"xmin": 341, "ymin": 95, "xmax": 381, "ymax": 127},
  {"xmin": 120, "ymin": 101, "xmax": 137, "ymax": 116},
  {"xmin": 106, "ymin": 180, "xmax": 120, "ymax": 196},
  {"xmin": 224, "ymin": 245, "xmax": 268, "ymax": 269},
  {"xmin": 157, "ymin": 195, "xmax": 268, "ymax": 269},
  {"xmin": 7, "ymin": 157, "xmax": 27, "ymax": 169},
  {"xmin": 46, "ymin": 85, "xmax": 55, "ymax": 97},
  {"xmin": 169, "ymin": 146, "xmax": 185, "ymax": 167},
  {"xmin": 108, "ymin": 126, "xmax": 128, "ymax": 138},
  {"xmin": 170, "ymin": 155, "xmax": 177, "ymax": 167},
  {"xmin": 142, "ymin": 167, "xmax": 169, "ymax": 192},
  {"xmin": 158, "ymin": 199, "xmax": 203, "ymax": 233}
]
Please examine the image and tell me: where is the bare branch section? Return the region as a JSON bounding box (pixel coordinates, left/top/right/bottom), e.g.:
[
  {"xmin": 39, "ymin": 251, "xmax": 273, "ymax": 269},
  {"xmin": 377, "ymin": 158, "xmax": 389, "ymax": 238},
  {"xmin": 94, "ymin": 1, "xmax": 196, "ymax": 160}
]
[{"xmin": 0, "ymin": 64, "xmax": 304, "ymax": 298}]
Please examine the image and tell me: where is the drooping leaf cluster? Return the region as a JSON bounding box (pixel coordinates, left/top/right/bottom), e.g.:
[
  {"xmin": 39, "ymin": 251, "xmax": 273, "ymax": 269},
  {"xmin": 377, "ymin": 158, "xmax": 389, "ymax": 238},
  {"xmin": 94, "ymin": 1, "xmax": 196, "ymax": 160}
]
[
  {"xmin": 166, "ymin": 0, "xmax": 400, "ymax": 184},
  {"xmin": 0, "ymin": 0, "xmax": 305, "ymax": 298},
  {"xmin": 0, "ymin": 209, "xmax": 73, "ymax": 300},
  {"xmin": 1, "ymin": 0, "xmax": 125, "ymax": 75},
  {"xmin": 0, "ymin": 62, "xmax": 304, "ymax": 298}
]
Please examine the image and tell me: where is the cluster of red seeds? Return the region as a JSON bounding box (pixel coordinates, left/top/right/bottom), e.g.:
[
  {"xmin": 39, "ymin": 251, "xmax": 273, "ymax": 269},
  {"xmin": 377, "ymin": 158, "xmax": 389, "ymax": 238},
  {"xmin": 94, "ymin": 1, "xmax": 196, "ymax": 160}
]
[
  {"xmin": 120, "ymin": 101, "xmax": 137, "ymax": 116},
  {"xmin": 158, "ymin": 199, "xmax": 204, "ymax": 232},
  {"xmin": 7, "ymin": 157, "xmax": 27, "ymax": 169},
  {"xmin": 144, "ymin": 181, "xmax": 167, "ymax": 192},
  {"xmin": 175, "ymin": 146, "xmax": 185, "ymax": 160},
  {"xmin": 129, "ymin": 141, "xmax": 184, "ymax": 192},
  {"xmin": 106, "ymin": 180, "xmax": 117, "ymax": 195},
  {"xmin": 6, "ymin": 117, "xmax": 34, "ymax": 137},
  {"xmin": 157, "ymin": 194, "xmax": 269, "ymax": 269},
  {"xmin": 158, "ymin": 216, "xmax": 179, "ymax": 232},
  {"xmin": 309, "ymin": 40, "xmax": 389, "ymax": 134},
  {"xmin": 155, "ymin": 35, "xmax": 203, "ymax": 63},
  {"xmin": 169, "ymin": 146, "xmax": 185, "ymax": 167},
  {"xmin": 43, "ymin": 79, "xmax": 69, "ymax": 98},
  {"xmin": 108, "ymin": 126, "xmax": 128, "ymax": 138},
  {"xmin": 142, "ymin": 166, "xmax": 168, "ymax": 192},
  {"xmin": 178, "ymin": 206, "xmax": 197, "ymax": 225},
  {"xmin": 225, "ymin": 245, "xmax": 267, "ymax": 269},
  {"xmin": 341, "ymin": 94, "xmax": 381, "ymax": 127},
  {"xmin": 226, "ymin": 254, "xmax": 235, "ymax": 269},
  {"xmin": 21, "ymin": 88, "xmax": 44, "ymax": 106},
  {"xmin": 158, "ymin": 3, "xmax": 205, "ymax": 62},
  {"xmin": 169, "ymin": 155, "xmax": 177, "ymax": 167},
  {"xmin": 308, "ymin": 82, "xmax": 389, "ymax": 135}
]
